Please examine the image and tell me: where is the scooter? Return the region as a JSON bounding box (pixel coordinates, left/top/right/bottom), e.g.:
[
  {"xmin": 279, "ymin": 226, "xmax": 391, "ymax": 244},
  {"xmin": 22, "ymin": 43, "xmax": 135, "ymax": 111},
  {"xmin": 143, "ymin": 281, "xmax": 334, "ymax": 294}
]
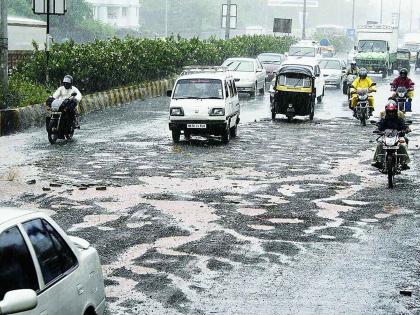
[{"xmin": 46, "ymin": 93, "xmax": 78, "ymax": 144}]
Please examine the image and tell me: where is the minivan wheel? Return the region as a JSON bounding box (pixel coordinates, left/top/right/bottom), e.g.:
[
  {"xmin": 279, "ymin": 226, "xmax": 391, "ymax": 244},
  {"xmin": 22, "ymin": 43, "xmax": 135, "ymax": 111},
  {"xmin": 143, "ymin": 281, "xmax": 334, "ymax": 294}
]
[
  {"xmin": 172, "ymin": 130, "xmax": 181, "ymax": 143},
  {"xmin": 230, "ymin": 124, "xmax": 237, "ymax": 138},
  {"xmin": 221, "ymin": 124, "xmax": 231, "ymax": 144}
]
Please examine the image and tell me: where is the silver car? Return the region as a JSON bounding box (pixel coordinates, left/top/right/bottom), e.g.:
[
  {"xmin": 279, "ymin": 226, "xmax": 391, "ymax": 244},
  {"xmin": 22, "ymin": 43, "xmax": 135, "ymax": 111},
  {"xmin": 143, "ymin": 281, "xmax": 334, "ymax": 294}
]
[{"xmin": 319, "ymin": 58, "xmax": 346, "ymax": 88}]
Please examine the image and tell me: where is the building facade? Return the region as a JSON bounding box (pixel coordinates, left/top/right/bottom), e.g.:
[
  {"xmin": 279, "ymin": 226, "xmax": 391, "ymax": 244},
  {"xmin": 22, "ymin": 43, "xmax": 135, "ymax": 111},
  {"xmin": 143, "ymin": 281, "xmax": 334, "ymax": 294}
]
[{"xmin": 86, "ymin": 0, "xmax": 140, "ymax": 29}]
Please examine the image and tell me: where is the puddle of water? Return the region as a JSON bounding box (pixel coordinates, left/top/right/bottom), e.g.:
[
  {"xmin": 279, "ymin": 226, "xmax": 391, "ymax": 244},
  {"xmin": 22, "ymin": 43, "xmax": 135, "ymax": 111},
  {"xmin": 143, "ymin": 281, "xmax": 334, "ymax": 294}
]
[
  {"xmin": 319, "ymin": 235, "xmax": 336, "ymax": 240},
  {"xmin": 268, "ymin": 218, "xmax": 304, "ymax": 224},
  {"xmin": 374, "ymin": 213, "xmax": 393, "ymax": 219},
  {"xmin": 342, "ymin": 199, "xmax": 370, "ymax": 206},
  {"xmin": 277, "ymin": 184, "xmax": 306, "ymax": 197},
  {"xmin": 248, "ymin": 224, "xmax": 275, "ymax": 231},
  {"xmin": 68, "ymin": 214, "xmax": 120, "ymax": 231},
  {"xmin": 360, "ymin": 218, "xmax": 379, "ymax": 223},
  {"xmin": 237, "ymin": 208, "xmax": 267, "ymax": 216}
]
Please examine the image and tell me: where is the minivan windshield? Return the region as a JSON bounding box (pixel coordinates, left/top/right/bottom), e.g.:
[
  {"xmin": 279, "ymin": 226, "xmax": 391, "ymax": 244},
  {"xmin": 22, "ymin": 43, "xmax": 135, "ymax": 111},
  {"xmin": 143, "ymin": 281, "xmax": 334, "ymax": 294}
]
[
  {"xmin": 289, "ymin": 47, "xmax": 316, "ymax": 57},
  {"xmin": 223, "ymin": 60, "xmax": 255, "ymax": 72},
  {"xmin": 318, "ymin": 60, "xmax": 341, "ymax": 70},
  {"xmin": 173, "ymin": 79, "xmax": 223, "ymax": 99},
  {"xmin": 258, "ymin": 54, "xmax": 282, "ymax": 64},
  {"xmin": 358, "ymin": 40, "xmax": 387, "ymax": 52}
]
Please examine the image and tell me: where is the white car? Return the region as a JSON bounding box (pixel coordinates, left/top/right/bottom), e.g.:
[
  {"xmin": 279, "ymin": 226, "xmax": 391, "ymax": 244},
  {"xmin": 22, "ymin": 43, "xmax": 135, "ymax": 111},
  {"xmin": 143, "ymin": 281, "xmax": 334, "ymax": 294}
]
[
  {"xmin": 319, "ymin": 58, "xmax": 346, "ymax": 88},
  {"xmin": 287, "ymin": 41, "xmax": 322, "ymax": 61},
  {"xmin": 0, "ymin": 207, "xmax": 105, "ymax": 315},
  {"xmin": 167, "ymin": 66, "xmax": 240, "ymax": 144},
  {"xmin": 221, "ymin": 58, "xmax": 266, "ymax": 96},
  {"xmin": 280, "ymin": 59, "xmax": 325, "ymax": 103}
]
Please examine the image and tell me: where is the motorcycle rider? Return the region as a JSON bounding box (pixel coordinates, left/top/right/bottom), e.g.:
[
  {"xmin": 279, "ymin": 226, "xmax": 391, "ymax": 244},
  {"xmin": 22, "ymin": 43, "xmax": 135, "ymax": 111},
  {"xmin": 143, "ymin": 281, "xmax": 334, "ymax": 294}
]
[
  {"xmin": 390, "ymin": 68, "xmax": 414, "ymax": 111},
  {"xmin": 350, "ymin": 68, "xmax": 376, "ymax": 115},
  {"xmin": 52, "ymin": 75, "xmax": 82, "ymax": 128},
  {"xmin": 372, "ymin": 101, "xmax": 411, "ymax": 170},
  {"xmin": 346, "ymin": 61, "xmax": 359, "ymax": 76}
]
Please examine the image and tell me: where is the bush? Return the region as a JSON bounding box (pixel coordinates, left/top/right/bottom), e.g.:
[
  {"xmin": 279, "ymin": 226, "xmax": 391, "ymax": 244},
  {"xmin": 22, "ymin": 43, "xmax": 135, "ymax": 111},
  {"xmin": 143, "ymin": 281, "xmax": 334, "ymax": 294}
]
[
  {"xmin": 10, "ymin": 35, "xmax": 296, "ymax": 106},
  {"xmin": 0, "ymin": 74, "xmax": 49, "ymax": 108}
]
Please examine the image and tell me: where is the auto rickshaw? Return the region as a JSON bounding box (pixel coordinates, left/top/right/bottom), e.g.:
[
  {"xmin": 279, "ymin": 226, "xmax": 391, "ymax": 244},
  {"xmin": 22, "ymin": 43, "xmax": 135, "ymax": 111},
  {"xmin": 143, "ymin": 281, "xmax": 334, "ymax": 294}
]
[
  {"xmin": 415, "ymin": 50, "xmax": 420, "ymax": 73},
  {"xmin": 395, "ymin": 49, "xmax": 411, "ymax": 72},
  {"xmin": 271, "ymin": 65, "xmax": 316, "ymax": 122}
]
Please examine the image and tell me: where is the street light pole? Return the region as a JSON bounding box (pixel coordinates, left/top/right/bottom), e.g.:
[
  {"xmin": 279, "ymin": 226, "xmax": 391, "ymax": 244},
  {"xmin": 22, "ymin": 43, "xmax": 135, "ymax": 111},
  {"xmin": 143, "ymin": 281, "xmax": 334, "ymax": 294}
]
[
  {"xmin": 409, "ymin": 0, "xmax": 413, "ymax": 32},
  {"xmin": 352, "ymin": 0, "xmax": 355, "ymax": 29},
  {"xmin": 380, "ymin": 0, "xmax": 383, "ymax": 24},
  {"xmin": 302, "ymin": 0, "xmax": 307, "ymax": 40},
  {"xmin": 164, "ymin": 0, "xmax": 168, "ymax": 37},
  {"xmin": 0, "ymin": 0, "xmax": 8, "ymax": 109},
  {"xmin": 225, "ymin": 0, "xmax": 232, "ymax": 40}
]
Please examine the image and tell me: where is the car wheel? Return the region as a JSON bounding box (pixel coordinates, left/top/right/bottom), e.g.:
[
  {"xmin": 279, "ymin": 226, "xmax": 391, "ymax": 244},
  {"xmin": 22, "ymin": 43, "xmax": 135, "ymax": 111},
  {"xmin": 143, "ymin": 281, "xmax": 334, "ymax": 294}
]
[
  {"xmin": 259, "ymin": 82, "xmax": 265, "ymax": 95},
  {"xmin": 221, "ymin": 121, "xmax": 231, "ymax": 144},
  {"xmin": 184, "ymin": 131, "xmax": 191, "ymax": 141},
  {"xmin": 271, "ymin": 110, "xmax": 276, "ymax": 120},
  {"xmin": 317, "ymin": 95, "xmax": 323, "ymax": 104},
  {"xmin": 230, "ymin": 123, "xmax": 237, "ymax": 138},
  {"xmin": 172, "ymin": 130, "xmax": 181, "ymax": 143}
]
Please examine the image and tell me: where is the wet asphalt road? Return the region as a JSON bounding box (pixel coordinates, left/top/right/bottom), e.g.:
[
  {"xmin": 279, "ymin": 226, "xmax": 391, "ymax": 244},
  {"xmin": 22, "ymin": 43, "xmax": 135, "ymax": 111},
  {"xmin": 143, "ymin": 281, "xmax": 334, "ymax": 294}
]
[{"xmin": 0, "ymin": 73, "xmax": 420, "ymax": 315}]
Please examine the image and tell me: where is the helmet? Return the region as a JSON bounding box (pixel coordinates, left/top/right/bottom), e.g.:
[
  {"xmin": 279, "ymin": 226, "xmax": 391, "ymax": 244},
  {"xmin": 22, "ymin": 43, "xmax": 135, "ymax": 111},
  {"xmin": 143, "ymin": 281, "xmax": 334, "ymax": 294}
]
[
  {"xmin": 350, "ymin": 61, "xmax": 357, "ymax": 67},
  {"xmin": 63, "ymin": 75, "xmax": 73, "ymax": 89},
  {"xmin": 385, "ymin": 101, "xmax": 398, "ymax": 118},
  {"xmin": 358, "ymin": 68, "xmax": 368, "ymax": 79},
  {"xmin": 399, "ymin": 68, "xmax": 408, "ymax": 78}
]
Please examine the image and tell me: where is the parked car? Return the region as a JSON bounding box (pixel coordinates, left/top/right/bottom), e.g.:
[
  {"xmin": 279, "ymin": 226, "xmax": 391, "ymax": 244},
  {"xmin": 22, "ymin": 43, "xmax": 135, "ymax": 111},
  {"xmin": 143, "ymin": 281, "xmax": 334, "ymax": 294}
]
[
  {"xmin": 319, "ymin": 58, "xmax": 346, "ymax": 88},
  {"xmin": 257, "ymin": 53, "xmax": 286, "ymax": 81},
  {"xmin": 221, "ymin": 58, "xmax": 266, "ymax": 96},
  {"xmin": 167, "ymin": 66, "xmax": 240, "ymax": 144},
  {"xmin": 0, "ymin": 207, "xmax": 106, "ymax": 315},
  {"xmin": 280, "ymin": 58, "xmax": 325, "ymax": 103}
]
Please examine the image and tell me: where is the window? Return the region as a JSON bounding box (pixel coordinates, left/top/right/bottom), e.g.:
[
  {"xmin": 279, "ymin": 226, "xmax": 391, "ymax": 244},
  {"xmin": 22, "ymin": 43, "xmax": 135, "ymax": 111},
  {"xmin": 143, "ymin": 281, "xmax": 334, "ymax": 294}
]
[
  {"xmin": 288, "ymin": 47, "xmax": 316, "ymax": 57},
  {"xmin": 23, "ymin": 219, "xmax": 77, "ymax": 285},
  {"xmin": 107, "ymin": 7, "xmax": 119, "ymax": 19},
  {"xmin": 224, "ymin": 82, "xmax": 230, "ymax": 98},
  {"xmin": 227, "ymin": 80, "xmax": 234, "ymax": 97},
  {"xmin": 173, "ymin": 79, "xmax": 223, "ymax": 100},
  {"xmin": 122, "ymin": 7, "xmax": 127, "ymax": 17},
  {"xmin": 318, "ymin": 60, "xmax": 341, "ymax": 70},
  {"xmin": 278, "ymin": 74, "xmax": 311, "ymax": 88},
  {"xmin": 223, "ymin": 60, "xmax": 254, "ymax": 72},
  {"xmin": 0, "ymin": 226, "xmax": 39, "ymax": 299}
]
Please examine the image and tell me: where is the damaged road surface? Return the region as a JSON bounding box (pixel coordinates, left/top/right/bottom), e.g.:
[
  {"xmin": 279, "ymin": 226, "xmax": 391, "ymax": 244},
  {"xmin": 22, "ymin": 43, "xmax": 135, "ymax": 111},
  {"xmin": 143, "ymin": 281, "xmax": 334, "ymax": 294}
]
[{"xmin": 0, "ymin": 77, "xmax": 419, "ymax": 314}]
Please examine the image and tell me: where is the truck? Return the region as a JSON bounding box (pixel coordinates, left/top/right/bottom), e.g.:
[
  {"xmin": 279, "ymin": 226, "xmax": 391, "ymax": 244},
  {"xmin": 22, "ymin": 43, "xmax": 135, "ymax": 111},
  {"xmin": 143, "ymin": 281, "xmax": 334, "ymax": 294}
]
[{"xmin": 355, "ymin": 25, "xmax": 398, "ymax": 78}]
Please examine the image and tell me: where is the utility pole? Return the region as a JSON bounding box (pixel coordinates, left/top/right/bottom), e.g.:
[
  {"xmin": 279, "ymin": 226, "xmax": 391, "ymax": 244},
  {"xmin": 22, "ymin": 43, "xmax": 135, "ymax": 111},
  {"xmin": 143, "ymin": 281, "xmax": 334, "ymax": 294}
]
[
  {"xmin": 397, "ymin": 0, "xmax": 401, "ymax": 38},
  {"xmin": 302, "ymin": 0, "xmax": 307, "ymax": 40},
  {"xmin": 225, "ymin": 0, "xmax": 231, "ymax": 40},
  {"xmin": 380, "ymin": 0, "xmax": 383, "ymax": 24},
  {"xmin": 352, "ymin": 0, "xmax": 355, "ymax": 29},
  {"xmin": 409, "ymin": 0, "xmax": 413, "ymax": 32},
  {"xmin": 0, "ymin": 0, "xmax": 8, "ymax": 109},
  {"xmin": 164, "ymin": 0, "xmax": 168, "ymax": 37},
  {"xmin": 46, "ymin": 0, "xmax": 50, "ymax": 83}
]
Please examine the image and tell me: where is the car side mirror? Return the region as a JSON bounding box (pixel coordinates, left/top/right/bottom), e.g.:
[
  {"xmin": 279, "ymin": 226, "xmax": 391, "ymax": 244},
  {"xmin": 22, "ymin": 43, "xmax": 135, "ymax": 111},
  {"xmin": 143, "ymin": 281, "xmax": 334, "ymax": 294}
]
[
  {"xmin": 315, "ymin": 73, "xmax": 320, "ymax": 77},
  {"xmin": 71, "ymin": 92, "xmax": 77, "ymax": 97},
  {"xmin": 370, "ymin": 120, "xmax": 378, "ymax": 125},
  {"xmin": 406, "ymin": 120, "xmax": 413, "ymax": 125},
  {"xmin": 387, "ymin": 46, "xmax": 390, "ymax": 51},
  {"xmin": 0, "ymin": 290, "xmax": 37, "ymax": 314},
  {"xmin": 256, "ymin": 69, "xmax": 263, "ymax": 73},
  {"xmin": 166, "ymin": 90, "xmax": 172, "ymax": 97}
]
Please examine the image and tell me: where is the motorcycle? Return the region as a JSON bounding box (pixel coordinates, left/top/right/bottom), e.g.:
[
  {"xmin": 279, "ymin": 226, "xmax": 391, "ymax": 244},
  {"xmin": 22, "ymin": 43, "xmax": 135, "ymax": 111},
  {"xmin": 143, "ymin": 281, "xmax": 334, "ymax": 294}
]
[
  {"xmin": 46, "ymin": 93, "xmax": 78, "ymax": 144},
  {"xmin": 391, "ymin": 85, "xmax": 413, "ymax": 113},
  {"xmin": 353, "ymin": 88, "xmax": 374, "ymax": 126},
  {"xmin": 371, "ymin": 121, "xmax": 412, "ymax": 188}
]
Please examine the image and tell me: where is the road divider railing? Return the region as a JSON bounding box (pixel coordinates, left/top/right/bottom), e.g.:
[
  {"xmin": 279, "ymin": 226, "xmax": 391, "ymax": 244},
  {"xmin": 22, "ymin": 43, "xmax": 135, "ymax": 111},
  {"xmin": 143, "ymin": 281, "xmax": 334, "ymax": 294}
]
[{"xmin": 0, "ymin": 78, "xmax": 175, "ymax": 136}]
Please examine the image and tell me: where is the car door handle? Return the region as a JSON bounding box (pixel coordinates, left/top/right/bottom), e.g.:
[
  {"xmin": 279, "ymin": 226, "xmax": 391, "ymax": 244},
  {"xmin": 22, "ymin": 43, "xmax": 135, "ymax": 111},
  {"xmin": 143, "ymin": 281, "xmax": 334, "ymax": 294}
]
[{"xmin": 76, "ymin": 284, "xmax": 84, "ymax": 295}]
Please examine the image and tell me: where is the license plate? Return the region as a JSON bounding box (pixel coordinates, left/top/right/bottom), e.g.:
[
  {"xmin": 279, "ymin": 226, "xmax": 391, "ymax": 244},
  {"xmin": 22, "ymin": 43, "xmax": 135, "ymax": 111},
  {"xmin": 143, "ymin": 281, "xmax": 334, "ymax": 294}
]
[{"xmin": 187, "ymin": 124, "xmax": 206, "ymax": 129}]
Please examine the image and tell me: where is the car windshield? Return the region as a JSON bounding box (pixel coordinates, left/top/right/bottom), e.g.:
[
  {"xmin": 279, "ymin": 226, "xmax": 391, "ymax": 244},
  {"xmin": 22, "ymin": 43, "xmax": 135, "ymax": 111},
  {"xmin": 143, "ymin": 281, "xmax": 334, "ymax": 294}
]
[
  {"xmin": 173, "ymin": 79, "xmax": 223, "ymax": 99},
  {"xmin": 358, "ymin": 40, "xmax": 387, "ymax": 52},
  {"xmin": 397, "ymin": 52, "xmax": 410, "ymax": 59},
  {"xmin": 318, "ymin": 60, "xmax": 341, "ymax": 70},
  {"xmin": 223, "ymin": 60, "xmax": 255, "ymax": 72},
  {"xmin": 289, "ymin": 47, "xmax": 316, "ymax": 57},
  {"xmin": 258, "ymin": 55, "xmax": 282, "ymax": 64},
  {"xmin": 277, "ymin": 74, "xmax": 311, "ymax": 88}
]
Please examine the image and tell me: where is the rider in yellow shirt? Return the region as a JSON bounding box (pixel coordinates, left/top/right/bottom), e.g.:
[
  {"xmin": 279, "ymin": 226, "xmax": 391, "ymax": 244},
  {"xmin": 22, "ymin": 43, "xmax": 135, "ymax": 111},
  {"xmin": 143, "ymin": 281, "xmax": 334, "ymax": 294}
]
[{"xmin": 350, "ymin": 68, "xmax": 376, "ymax": 114}]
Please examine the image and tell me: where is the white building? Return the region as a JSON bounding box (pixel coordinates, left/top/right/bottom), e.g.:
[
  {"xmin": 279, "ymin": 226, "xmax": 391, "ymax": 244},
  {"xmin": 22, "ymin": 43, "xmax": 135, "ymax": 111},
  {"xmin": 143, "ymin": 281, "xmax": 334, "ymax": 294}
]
[{"xmin": 86, "ymin": 0, "xmax": 140, "ymax": 30}]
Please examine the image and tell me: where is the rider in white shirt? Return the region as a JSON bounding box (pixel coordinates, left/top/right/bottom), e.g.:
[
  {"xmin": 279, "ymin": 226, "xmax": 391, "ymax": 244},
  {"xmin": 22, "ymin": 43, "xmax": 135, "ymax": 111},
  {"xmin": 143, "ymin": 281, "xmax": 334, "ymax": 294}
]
[{"xmin": 52, "ymin": 75, "xmax": 82, "ymax": 128}]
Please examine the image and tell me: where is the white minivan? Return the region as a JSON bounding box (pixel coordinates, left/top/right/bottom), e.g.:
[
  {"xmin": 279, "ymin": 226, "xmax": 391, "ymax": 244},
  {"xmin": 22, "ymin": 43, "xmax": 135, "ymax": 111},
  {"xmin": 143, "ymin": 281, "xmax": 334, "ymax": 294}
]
[
  {"xmin": 167, "ymin": 66, "xmax": 240, "ymax": 144},
  {"xmin": 0, "ymin": 207, "xmax": 106, "ymax": 315}
]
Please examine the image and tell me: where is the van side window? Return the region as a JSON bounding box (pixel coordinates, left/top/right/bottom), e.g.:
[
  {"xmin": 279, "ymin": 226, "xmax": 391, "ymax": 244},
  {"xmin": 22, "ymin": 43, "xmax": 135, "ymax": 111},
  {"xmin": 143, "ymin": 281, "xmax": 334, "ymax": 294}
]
[
  {"xmin": 227, "ymin": 80, "xmax": 234, "ymax": 97},
  {"xmin": 0, "ymin": 226, "xmax": 39, "ymax": 299},
  {"xmin": 224, "ymin": 82, "xmax": 230, "ymax": 98},
  {"xmin": 232, "ymin": 81, "xmax": 238, "ymax": 95}
]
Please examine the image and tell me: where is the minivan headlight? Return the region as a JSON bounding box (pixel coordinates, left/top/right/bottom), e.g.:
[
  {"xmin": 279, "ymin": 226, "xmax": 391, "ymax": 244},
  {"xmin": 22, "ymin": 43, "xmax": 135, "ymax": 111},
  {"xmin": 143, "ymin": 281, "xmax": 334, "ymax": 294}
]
[
  {"xmin": 209, "ymin": 108, "xmax": 225, "ymax": 116},
  {"xmin": 170, "ymin": 107, "xmax": 184, "ymax": 116}
]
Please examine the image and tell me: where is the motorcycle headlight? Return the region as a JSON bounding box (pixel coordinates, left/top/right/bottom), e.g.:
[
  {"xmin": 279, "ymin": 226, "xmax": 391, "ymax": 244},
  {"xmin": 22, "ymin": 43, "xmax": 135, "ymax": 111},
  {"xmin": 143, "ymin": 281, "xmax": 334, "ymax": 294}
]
[
  {"xmin": 398, "ymin": 93, "xmax": 405, "ymax": 98},
  {"xmin": 209, "ymin": 108, "xmax": 225, "ymax": 116},
  {"xmin": 170, "ymin": 107, "xmax": 184, "ymax": 116},
  {"xmin": 359, "ymin": 94, "xmax": 368, "ymax": 101}
]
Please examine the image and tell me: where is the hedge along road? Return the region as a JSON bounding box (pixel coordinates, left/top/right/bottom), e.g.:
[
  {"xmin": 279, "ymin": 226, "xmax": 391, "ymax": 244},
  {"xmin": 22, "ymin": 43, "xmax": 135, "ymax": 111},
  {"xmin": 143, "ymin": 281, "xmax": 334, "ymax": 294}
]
[{"xmin": 0, "ymin": 75, "xmax": 419, "ymax": 315}]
